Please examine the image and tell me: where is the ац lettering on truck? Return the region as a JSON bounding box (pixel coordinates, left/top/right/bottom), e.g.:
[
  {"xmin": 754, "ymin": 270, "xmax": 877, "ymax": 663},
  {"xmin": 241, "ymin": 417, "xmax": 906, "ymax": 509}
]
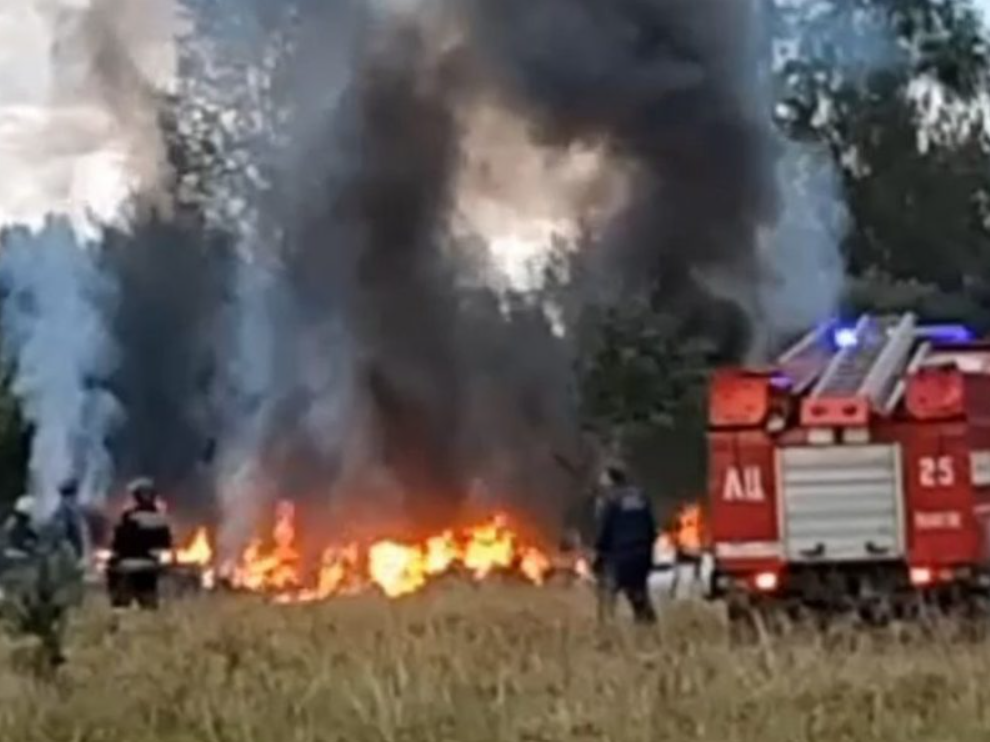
[{"xmin": 706, "ymin": 316, "xmax": 990, "ymax": 611}]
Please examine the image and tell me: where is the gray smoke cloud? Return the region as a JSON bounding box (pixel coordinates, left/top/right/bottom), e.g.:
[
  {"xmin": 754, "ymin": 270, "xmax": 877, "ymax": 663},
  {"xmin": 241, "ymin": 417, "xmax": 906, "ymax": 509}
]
[
  {"xmin": 466, "ymin": 0, "xmax": 777, "ymax": 274},
  {"xmin": 170, "ymin": 0, "xmax": 373, "ymax": 552},
  {"xmin": 0, "ymin": 219, "xmax": 121, "ymax": 519},
  {"xmin": 165, "ymin": 0, "xmax": 588, "ymax": 551},
  {"xmin": 163, "ymin": 0, "xmax": 847, "ymax": 551},
  {"xmin": 100, "ymin": 209, "xmax": 231, "ymax": 520},
  {"xmin": 0, "ymin": 0, "xmax": 174, "ymax": 520},
  {"xmin": 0, "ymin": 0, "xmax": 852, "ymax": 549}
]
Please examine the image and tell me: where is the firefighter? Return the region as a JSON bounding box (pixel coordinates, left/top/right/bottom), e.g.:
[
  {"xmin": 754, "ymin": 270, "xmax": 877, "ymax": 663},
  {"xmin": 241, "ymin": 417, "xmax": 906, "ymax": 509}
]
[
  {"xmin": 0, "ymin": 495, "xmax": 39, "ymax": 564},
  {"xmin": 52, "ymin": 481, "xmax": 91, "ymax": 567},
  {"xmin": 0, "ymin": 493, "xmax": 84, "ymax": 668},
  {"xmin": 594, "ymin": 466, "xmax": 658, "ymax": 624},
  {"xmin": 107, "ymin": 478, "xmax": 174, "ymax": 610}
]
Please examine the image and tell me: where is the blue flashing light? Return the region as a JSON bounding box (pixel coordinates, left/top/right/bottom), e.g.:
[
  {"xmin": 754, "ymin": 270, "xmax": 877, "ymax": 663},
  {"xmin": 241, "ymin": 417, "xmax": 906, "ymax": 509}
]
[
  {"xmin": 917, "ymin": 324, "xmax": 973, "ymax": 343},
  {"xmin": 833, "ymin": 327, "xmax": 859, "ymax": 349}
]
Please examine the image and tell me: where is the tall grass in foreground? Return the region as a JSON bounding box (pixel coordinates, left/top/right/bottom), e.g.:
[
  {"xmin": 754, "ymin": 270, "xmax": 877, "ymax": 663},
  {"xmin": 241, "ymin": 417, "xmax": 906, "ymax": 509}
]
[{"xmin": 1, "ymin": 583, "xmax": 990, "ymax": 742}]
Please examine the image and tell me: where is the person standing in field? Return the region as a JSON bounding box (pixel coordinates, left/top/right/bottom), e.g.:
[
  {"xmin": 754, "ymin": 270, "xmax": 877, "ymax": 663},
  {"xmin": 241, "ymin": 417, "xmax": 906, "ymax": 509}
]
[
  {"xmin": 0, "ymin": 492, "xmax": 86, "ymax": 669},
  {"xmin": 0, "ymin": 495, "xmax": 39, "ymax": 564},
  {"xmin": 594, "ymin": 466, "xmax": 658, "ymax": 625},
  {"xmin": 51, "ymin": 481, "xmax": 91, "ymax": 568},
  {"xmin": 106, "ymin": 478, "xmax": 174, "ymax": 610}
]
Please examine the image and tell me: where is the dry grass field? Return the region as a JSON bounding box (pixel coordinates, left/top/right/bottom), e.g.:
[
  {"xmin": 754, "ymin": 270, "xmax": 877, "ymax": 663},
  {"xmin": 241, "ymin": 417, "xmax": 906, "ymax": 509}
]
[{"xmin": 2, "ymin": 583, "xmax": 990, "ymax": 742}]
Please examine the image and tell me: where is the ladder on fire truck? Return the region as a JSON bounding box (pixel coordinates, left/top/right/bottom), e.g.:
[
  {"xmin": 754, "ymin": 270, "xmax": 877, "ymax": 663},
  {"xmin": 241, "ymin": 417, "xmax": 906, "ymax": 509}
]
[
  {"xmin": 777, "ymin": 324, "xmax": 837, "ymax": 394},
  {"xmin": 806, "ymin": 313, "xmax": 920, "ymax": 420}
]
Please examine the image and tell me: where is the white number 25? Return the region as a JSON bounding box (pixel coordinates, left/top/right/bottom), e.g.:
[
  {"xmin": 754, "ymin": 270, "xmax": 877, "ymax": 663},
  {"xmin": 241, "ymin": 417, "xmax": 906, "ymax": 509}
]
[{"xmin": 919, "ymin": 455, "xmax": 955, "ymax": 488}]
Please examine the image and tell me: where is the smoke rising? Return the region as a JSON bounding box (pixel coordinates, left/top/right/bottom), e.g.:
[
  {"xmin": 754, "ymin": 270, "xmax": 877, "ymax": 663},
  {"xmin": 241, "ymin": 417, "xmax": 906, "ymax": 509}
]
[
  {"xmin": 101, "ymin": 210, "xmax": 231, "ymax": 520},
  {"xmin": 465, "ymin": 0, "xmax": 779, "ymax": 287},
  {"xmin": 0, "ymin": 0, "xmax": 849, "ymax": 546},
  {"xmin": 0, "ymin": 0, "xmax": 177, "ymax": 518},
  {"xmin": 190, "ymin": 0, "xmax": 849, "ymax": 548},
  {"xmin": 0, "ymin": 219, "xmax": 121, "ymax": 519}
]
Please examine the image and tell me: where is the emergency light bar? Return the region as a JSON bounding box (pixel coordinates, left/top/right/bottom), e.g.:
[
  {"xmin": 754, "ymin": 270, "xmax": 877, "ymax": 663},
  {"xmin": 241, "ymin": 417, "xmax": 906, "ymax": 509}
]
[
  {"xmin": 833, "ymin": 327, "xmax": 858, "ymax": 349},
  {"xmin": 915, "ymin": 324, "xmax": 972, "ymax": 343},
  {"xmin": 830, "ymin": 323, "xmax": 972, "ymax": 350}
]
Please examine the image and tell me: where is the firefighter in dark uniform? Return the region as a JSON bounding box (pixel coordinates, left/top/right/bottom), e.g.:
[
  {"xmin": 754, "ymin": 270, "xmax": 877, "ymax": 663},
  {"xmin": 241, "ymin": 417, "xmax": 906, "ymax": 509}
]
[
  {"xmin": 107, "ymin": 478, "xmax": 174, "ymax": 610},
  {"xmin": 0, "ymin": 493, "xmax": 85, "ymax": 668},
  {"xmin": 0, "ymin": 496, "xmax": 39, "ymax": 564},
  {"xmin": 595, "ymin": 466, "xmax": 658, "ymax": 624},
  {"xmin": 52, "ymin": 481, "xmax": 91, "ymax": 567}
]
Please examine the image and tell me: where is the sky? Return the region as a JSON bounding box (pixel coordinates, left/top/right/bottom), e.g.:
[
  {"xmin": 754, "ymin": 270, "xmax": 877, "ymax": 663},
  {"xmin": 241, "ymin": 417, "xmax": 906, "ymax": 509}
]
[{"xmin": 0, "ymin": 0, "xmax": 177, "ymax": 233}]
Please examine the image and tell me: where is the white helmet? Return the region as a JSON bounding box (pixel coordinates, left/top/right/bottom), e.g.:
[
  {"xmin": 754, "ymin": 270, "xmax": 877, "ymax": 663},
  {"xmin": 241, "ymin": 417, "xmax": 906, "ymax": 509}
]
[
  {"xmin": 128, "ymin": 477, "xmax": 157, "ymax": 506},
  {"xmin": 13, "ymin": 495, "xmax": 34, "ymax": 516}
]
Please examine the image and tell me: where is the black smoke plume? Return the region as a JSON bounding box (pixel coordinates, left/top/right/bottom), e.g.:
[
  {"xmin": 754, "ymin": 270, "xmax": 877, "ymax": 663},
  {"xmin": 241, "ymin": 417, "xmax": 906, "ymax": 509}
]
[
  {"xmin": 101, "ymin": 209, "xmax": 231, "ymax": 522},
  {"xmin": 154, "ymin": 0, "xmax": 784, "ymax": 544},
  {"xmin": 68, "ymin": 0, "xmax": 800, "ymax": 546},
  {"xmin": 465, "ymin": 0, "xmax": 778, "ymax": 318}
]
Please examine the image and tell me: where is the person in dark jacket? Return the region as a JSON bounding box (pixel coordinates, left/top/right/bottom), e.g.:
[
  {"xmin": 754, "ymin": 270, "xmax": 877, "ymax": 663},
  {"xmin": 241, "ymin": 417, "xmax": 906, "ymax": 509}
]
[
  {"xmin": 52, "ymin": 481, "xmax": 91, "ymax": 567},
  {"xmin": 595, "ymin": 466, "xmax": 658, "ymax": 624},
  {"xmin": 0, "ymin": 495, "xmax": 39, "ymax": 563},
  {"xmin": 107, "ymin": 478, "xmax": 173, "ymax": 610}
]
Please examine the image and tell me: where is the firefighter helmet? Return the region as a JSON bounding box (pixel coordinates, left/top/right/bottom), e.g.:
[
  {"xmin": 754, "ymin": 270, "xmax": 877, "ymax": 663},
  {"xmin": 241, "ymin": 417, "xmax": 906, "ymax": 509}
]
[
  {"xmin": 13, "ymin": 494, "xmax": 33, "ymax": 516},
  {"xmin": 128, "ymin": 477, "xmax": 157, "ymax": 506},
  {"xmin": 605, "ymin": 465, "xmax": 628, "ymax": 487}
]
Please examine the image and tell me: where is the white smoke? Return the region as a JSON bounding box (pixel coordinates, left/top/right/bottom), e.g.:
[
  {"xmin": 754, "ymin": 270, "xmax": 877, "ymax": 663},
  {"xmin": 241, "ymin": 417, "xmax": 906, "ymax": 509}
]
[
  {"xmin": 0, "ymin": 0, "xmax": 175, "ymax": 515},
  {"xmin": 755, "ymin": 141, "xmax": 848, "ymax": 351},
  {"xmin": 213, "ymin": 256, "xmax": 282, "ymax": 557},
  {"xmin": 0, "ymin": 220, "xmax": 121, "ymax": 518},
  {"xmin": 451, "ymin": 98, "xmax": 630, "ymax": 295},
  {"xmin": 174, "ymin": 0, "xmax": 373, "ymax": 554}
]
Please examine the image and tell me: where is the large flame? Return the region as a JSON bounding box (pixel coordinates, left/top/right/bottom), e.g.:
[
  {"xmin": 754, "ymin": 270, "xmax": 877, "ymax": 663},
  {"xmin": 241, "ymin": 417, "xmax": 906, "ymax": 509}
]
[
  {"xmin": 161, "ymin": 502, "xmax": 558, "ymax": 603},
  {"xmin": 100, "ymin": 498, "xmax": 707, "ymax": 601}
]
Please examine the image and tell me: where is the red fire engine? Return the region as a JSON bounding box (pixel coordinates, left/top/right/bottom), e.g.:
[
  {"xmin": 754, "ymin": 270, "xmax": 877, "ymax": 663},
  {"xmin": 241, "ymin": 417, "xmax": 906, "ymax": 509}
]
[{"xmin": 707, "ymin": 313, "xmax": 990, "ymax": 619}]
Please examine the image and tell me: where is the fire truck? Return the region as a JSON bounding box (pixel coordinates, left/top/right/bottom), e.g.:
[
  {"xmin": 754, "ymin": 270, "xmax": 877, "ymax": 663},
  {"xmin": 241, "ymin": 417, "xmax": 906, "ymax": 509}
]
[{"xmin": 707, "ymin": 313, "xmax": 990, "ymax": 620}]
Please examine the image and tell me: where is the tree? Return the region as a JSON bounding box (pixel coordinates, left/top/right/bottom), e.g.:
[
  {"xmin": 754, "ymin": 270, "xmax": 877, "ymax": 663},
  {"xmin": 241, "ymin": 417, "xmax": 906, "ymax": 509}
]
[
  {"xmin": 772, "ymin": 0, "xmax": 990, "ymax": 326},
  {"xmin": 576, "ymin": 298, "xmax": 714, "ymax": 511}
]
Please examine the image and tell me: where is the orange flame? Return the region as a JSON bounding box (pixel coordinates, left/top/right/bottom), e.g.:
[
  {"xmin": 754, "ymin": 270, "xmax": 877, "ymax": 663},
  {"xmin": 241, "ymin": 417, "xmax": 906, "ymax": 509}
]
[
  {"xmin": 462, "ymin": 515, "xmax": 515, "ymax": 579},
  {"xmin": 520, "ymin": 547, "xmax": 552, "ymax": 585},
  {"xmin": 173, "ymin": 527, "xmax": 212, "ymax": 566},
  {"xmin": 163, "ymin": 501, "xmax": 575, "ymax": 603},
  {"xmin": 368, "ymin": 541, "xmax": 428, "ymax": 598},
  {"xmin": 673, "ymin": 503, "xmax": 704, "ymax": 553}
]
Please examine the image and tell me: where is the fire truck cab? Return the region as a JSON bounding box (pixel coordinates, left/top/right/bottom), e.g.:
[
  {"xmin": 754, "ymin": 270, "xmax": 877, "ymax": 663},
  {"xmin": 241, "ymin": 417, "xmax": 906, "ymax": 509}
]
[{"xmin": 707, "ymin": 313, "xmax": 990, "ymax": 617}]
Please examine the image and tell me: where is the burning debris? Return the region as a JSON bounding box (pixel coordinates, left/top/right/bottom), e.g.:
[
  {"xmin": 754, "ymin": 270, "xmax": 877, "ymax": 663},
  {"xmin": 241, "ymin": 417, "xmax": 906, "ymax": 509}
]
[
  {"xmin": 89, "ymin": 496, "xmax": 709, "ymax": 607},
  {"xmin": 99, "ymin": 502, "xmax": 577, "ymax": 603}
]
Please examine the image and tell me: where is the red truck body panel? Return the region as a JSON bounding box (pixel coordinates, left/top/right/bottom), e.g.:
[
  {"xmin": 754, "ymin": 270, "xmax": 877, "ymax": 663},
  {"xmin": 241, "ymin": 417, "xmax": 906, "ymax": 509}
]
[
  {"xmin": 708, "ymin": 318, "xmax": 990, "ymax": 594},
  {"xmin": 708, "ymin": 430, "xmax": 780, "ymax": 573}
]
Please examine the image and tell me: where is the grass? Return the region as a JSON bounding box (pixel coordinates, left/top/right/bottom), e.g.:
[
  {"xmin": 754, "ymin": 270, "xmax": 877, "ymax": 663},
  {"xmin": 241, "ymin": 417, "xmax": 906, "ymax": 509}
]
[{"xmin": 2, "ymin": 583, "xmax": 990, "ymax": 742}]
